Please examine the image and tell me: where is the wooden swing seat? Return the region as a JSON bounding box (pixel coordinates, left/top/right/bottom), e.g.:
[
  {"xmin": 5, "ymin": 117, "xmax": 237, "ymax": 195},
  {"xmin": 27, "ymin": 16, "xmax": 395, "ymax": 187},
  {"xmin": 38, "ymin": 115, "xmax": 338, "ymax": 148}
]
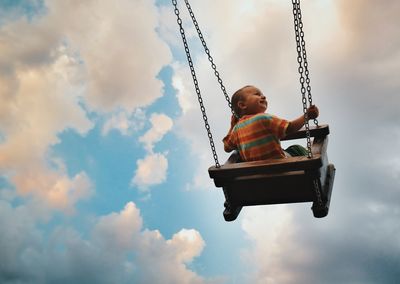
[{"xmin": 208, "ymin": 125, "xmax": 335, "ymax": 222}]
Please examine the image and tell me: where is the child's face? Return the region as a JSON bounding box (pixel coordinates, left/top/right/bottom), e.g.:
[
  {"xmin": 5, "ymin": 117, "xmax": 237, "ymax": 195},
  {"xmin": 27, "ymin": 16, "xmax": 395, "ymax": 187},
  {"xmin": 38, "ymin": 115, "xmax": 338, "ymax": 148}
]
[{"xmin": 238, "ymin": 86, "xmax": 268, "ymax": 115}]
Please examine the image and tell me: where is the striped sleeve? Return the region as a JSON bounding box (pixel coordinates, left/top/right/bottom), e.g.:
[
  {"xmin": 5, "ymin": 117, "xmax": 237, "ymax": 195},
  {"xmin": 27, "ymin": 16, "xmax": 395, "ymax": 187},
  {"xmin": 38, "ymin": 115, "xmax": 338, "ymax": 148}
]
[
  {"xmin": 223, "ymin": 131, "xmax": 237, "ymax": 152},
  {"xmin": 265, "ymin": 115, "xmax": 289, "ymax": 139}
]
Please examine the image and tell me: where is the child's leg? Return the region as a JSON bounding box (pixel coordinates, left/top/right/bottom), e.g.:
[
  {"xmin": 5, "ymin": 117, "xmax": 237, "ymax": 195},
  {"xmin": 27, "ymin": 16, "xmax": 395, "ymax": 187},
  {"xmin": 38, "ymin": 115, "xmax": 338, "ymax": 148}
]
[{"xmin": 285, "ymin": 145, "xmax": 308, "ymax": 156}]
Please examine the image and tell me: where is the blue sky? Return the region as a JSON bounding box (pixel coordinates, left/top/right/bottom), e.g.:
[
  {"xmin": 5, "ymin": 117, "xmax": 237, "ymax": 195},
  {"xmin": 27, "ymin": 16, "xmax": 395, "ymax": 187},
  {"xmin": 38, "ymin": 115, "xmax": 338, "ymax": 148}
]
[{"xmin": 1, "ymin": 0, "xmax": 400, "ymax": 283}]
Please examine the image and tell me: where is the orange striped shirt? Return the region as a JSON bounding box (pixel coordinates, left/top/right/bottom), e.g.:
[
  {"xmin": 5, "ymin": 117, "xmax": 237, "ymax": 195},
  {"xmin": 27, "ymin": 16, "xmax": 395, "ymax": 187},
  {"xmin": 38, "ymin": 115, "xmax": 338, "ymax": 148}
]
[{"xmin": 223, "ymin": 113, "xmax": 289, "ymax": 161}]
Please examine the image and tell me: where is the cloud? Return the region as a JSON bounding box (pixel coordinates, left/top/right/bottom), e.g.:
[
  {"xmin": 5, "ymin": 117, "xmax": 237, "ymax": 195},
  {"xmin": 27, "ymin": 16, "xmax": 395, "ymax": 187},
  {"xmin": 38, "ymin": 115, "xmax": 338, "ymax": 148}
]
[
  {"xmin": 241, "ymin": 206, "xmax": 309, "ymax": 284},
  {"xmin": 12, "ymin": 167, "xmax": 93, "ymax": 214},
  {"xmin": 0, "ymin": 0, "xmax": 174, "ymax": 211},
  {"xmin": 43, "ymin": 0, "xmax": 172, "ymax": 113},
  {"xmin": 131, "ymin": 152, "xmax": 168, "ymax": 191},
  {"xmin": 131, "ymin": 113, "xmax": 173, "ymax": 192},
  {"xmin": 0, "ymin": 200, "xmax": 45, "ymax": 283},
  {"xmin": 0, "ymin": 200, "xmax": 215, "ymax": 284},
  {"xmin": 171, "ymin": 63, "xmax": 197, "ymax": 115},
  {"xmin": 139, "ymin": 113, "xmax": 173, "ymax": 153},
  {"xmin": 240, "ymin": 202, "xmax": 400, "ymax": 284},
  {"xmin": 0, "ymin": 21, "xmax": 94, "ymax": 212},
  {"xmin": 101, "ymin": 108, "xmax": 146, "ymax": 136},
  {"xmin": 167, "ymin": 229, "xmax": 205, "ymax": 263}
]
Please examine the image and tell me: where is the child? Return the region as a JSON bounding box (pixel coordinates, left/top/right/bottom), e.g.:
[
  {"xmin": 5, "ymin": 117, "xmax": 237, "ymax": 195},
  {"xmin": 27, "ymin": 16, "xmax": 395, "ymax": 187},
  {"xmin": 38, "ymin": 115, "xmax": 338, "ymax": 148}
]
[{"xmin": 223, "ymin": 85, "xmax": 319, "ymax": 161}]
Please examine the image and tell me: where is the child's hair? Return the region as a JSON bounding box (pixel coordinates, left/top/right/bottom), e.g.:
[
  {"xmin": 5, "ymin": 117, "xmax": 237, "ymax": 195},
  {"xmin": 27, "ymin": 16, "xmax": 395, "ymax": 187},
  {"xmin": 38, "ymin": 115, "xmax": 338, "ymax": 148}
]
[{"xmin": 231, "ymin": 85, "xmax": 252, "ymax": 117}]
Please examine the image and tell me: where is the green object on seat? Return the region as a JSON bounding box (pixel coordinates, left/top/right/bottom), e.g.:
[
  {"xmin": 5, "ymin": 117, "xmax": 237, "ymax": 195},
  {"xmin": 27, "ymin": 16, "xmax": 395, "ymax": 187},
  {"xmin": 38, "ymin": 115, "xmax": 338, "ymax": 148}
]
[{"xmin": 285, "ymin": 145, "xmax": 308, "ymax": 157}]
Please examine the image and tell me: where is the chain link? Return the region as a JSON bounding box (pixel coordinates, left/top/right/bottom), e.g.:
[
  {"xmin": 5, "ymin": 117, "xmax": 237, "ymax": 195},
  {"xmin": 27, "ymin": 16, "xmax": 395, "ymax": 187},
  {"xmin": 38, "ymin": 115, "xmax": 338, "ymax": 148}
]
[
  {"xmin": 292, "ymin": 0, "xmax": 313, "ymax": 158},
  {"xmin": 295, "ymin": 1, "xmax": 318, "ymax": 127},
  {"xmin": 183, "ymin": 0, "xmax": 235, "ymax": 117},
  {"xmin": 172, "ymin": 0, "xmax": 220, "ymax": 167},
  {"xmin": 292, "ymin": 0, "xmax": 323, "ymax": 208}
]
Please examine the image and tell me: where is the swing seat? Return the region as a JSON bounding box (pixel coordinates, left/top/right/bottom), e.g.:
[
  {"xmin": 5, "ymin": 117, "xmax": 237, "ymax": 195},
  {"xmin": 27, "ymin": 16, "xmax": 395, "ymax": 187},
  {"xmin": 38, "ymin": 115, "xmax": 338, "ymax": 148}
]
[{"xmin": 208, "ymin": 124, "xmax": 335, "ymax": 222}]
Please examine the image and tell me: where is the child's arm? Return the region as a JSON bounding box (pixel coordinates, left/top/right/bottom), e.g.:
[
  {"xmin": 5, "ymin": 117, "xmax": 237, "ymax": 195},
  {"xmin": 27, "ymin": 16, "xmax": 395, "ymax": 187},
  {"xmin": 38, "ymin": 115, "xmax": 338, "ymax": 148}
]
[
  {"xmin": 223, "ymin": 115, "xmax": 239, "ymax": 152},
  {"xmin": 286, "ymin": 105, "xmax": 319, "ymax": 135}
]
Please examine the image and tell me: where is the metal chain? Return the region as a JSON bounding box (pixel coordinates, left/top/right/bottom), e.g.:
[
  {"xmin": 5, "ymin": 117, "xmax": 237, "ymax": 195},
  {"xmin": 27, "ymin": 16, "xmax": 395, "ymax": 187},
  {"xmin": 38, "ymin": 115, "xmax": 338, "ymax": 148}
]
[
  {"xmin": 293, "ymin": 0, "xmax": 323, "ymax": 207},
  {"xmin": 183, "ymin": 0, "xmax": 235, "ymax": 117},
  {"xmin": 172, "ymin": 0, "xmax": 220, "ymax": 167},
  {"xmin": 292, "ymin": 0, "xmax": 312, "ymax": 158},
  {"xmin": 295, "ymin": 0, "xmax": 318, "ymax": 127}
]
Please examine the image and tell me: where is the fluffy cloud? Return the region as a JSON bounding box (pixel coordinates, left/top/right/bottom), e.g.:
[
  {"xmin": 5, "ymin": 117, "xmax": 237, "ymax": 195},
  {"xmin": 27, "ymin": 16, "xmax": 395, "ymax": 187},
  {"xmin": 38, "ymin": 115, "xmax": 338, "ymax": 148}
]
[
  {"xmin": 0, "ymin": 23, "xmax": 93, "ymax": 212},
  {"xmin": 0, "ymin": 200, "xmax": 214, "ymax": 284},
  {"xmin": 139, "ymin": 113, "xmax": 173, "ymax": 153},
  {"xmin": 167, "ymin": 229, "xmax": 205, "ymax": 264},
  {"xmin": 131, "ymin": 152, "xmax": 168, "ymax": 191},
  {"xmin": 43, "ymin": 0, "xmax": 172, "ymax": 113},
  {"xmin": 101, "ymin": 109, "xmax": 146, "ymax": 136},
  {"xmin": 12, "ymin": 168, "xmax": 93, "ymax": 214},
  {"xmin": 132, "ymin": 113, "xmax": 173, "ymax": 191},
  {"xmin": 241, "ymin": 206, "xmax": 308, "ymax": 284},
  {"xmin": 0, "ymin": 0, "xmax": 173, "ymax": 211}
]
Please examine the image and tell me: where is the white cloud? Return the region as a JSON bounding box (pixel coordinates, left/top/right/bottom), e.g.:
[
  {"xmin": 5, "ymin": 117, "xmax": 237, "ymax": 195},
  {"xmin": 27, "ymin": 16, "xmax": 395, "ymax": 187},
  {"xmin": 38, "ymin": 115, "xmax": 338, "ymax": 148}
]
[
  {"xmin": 131, "ymin": 113, "xmax": 173, "ymax": 192},
  {"xmin": 0, "ymin": 0, "xmax": 174, "ymax": 212},
  {"xmin": 44, "ymin": 0, "xmax": 172, "ymax": 113},
  {"xmin": 101, "ymin": 109, "xmax": 146, "ymax": 136},
  {"xmin": 158, "ymin": 5, "xmax": 183, "ymax": 49},
  {"xmin": 167, "ymin": 229, "xmax": 205, "ymax": 264},
  {"xmin": 92, "ymin": 202, "xmax": 143, "ymax": 252},
  {"xmin": 12, "ymin": 168, "xmax": 93, "ymax": 214},
  {"xmin": 172, "ymin": 64, "xmax": 197, "ymax": 114},
  {"xmin": 139, "ymin": 113, "xmax": 173, "ymax": 153},
  {"xmin": 240, "ymin": 206, "xmax": 312, "ymax": 284},
  {"xmin": 132, "ymin": 152, "xmax": 168, "ymax": 191},
  {"xmin": 0, "ymin": 200, "xmax": 215, "ymax": 284},
  {"xmin": 0, "ymin": 22, "xmax": 94, "ymax": 212}
]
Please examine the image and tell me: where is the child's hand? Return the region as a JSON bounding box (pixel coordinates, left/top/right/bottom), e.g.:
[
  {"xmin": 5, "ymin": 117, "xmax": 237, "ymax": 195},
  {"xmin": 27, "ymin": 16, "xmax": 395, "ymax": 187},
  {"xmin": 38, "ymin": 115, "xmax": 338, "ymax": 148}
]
[
  {"xmin": 307, "ymin": 105, "xmax": 319, "ymax": 120},
  {"xmin": 230, "ymin": 114, "xmax": 239, "ymax": 128}
]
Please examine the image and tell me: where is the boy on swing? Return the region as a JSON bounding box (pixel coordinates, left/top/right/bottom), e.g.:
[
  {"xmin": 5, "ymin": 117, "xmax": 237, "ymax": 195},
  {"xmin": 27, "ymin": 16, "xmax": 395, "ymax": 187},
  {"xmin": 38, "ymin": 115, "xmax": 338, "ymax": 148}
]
[{"xmin": 223, "ymin": 85, "xmax": 319, "ymax": 161}]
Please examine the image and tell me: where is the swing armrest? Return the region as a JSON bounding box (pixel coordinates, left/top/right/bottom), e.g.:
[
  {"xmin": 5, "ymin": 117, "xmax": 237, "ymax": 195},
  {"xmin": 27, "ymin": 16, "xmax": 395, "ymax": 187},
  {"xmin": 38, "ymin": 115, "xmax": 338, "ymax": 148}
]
[
  {"xmin": 223, "ymin": 125, "xmax": 330, "ymax": 165},
  {"xmin": 282, "ymin": 124, "xmax": 330, "ymax": 141}
]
